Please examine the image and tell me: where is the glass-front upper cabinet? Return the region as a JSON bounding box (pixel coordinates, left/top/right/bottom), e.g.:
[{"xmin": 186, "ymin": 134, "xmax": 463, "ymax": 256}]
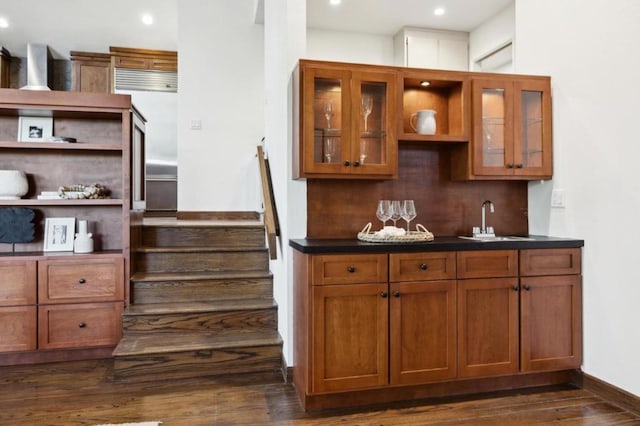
[
  {"xmin": 471, "ymin": 77, "xmax": 552, "ymax": 179},
  {"xmin": 296, "ymin": 61, "xmax": 397, "ymax": 179}
]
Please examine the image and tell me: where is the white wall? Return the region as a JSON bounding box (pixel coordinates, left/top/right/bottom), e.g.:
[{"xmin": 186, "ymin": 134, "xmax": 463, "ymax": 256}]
[
  {"xmin": 306, "ymin": 28, "xmax": 395, "ymax": 65},
  {"xmin": 264, "ymin": 0, "xmax": 307, "ymax": 366},
  {"xmin": 469, "ymin": 3, "xmax": 514, "ymax": 71},
  {"xmin": 517, "ymin": 0, "xmax": 640, "ymax": 396},
  {"xmin": 177, "ymin": 0, "xmax": 264, "ymax": 212}
]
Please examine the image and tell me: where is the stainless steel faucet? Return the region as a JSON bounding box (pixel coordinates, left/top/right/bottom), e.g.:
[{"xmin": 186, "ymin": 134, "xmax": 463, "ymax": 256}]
[{"xmin": 480, "ymin": 200, "xmax": 495, "ymax": 236}]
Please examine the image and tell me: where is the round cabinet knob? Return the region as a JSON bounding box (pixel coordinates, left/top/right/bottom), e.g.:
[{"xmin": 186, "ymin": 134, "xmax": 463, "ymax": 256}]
[
  {"xmin": 507, "ymin": 163, "xmax": 515, "ymax": 169},
  {"xmin": 380, "ymin": 292, "xmax": 388, "ymax": 298},
  {"xmin": 347, "ymin": 266, "xmax": 356, "ymax": 273},
  {"xmin": 78, "ymin": 323, "xmax": 86, "ymax": 328},
  {"xmin": 393, "ymin": 291, "xmax": 400, "ymax": 298},
  {"xmin": 353, "ymin": 161, "xmax": 360, "ymax": 167},
  {"xmin": 512, "ymin": 284, "xmax": 520, "ymax": 291},
  {"xmin": 343, "ymin": 160, "xmax": 351, "ymax": 166},
  {"xmin": 420, "ymin": 263, "xmax": 428, "ymax": 270},
  {"xmin": 516, "ymin": 163, "xmax": 524, "ymax": 169},
  {"xmin": 78, "ymin": 278, "xmax": 86, "ymax": 284},
  {"xmin": 524, "ymin": 284, "xmax": 531, "ymax": 291}
]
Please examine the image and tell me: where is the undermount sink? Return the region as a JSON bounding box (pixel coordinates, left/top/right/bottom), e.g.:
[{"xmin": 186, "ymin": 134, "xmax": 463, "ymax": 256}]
[{"xmin": 458, "ymin": 235, "xmax": 535, "ymax": 242}]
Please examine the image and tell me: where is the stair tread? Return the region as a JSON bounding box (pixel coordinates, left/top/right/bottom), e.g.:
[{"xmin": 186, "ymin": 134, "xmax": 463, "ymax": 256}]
[
  {"xmin": 137, "ymin": 246, "xmax": 267, "ymax": 253},
  {"xmin": 131, "ymin": 270, "xmax": 273, "ymax": 282},
  {"xmin": 113, "ymin": 330, "xmax": 282, "ymax": 356},
  {"xmin": 123, "ymin": 298, "xmax": 277, "ymax": 315}
]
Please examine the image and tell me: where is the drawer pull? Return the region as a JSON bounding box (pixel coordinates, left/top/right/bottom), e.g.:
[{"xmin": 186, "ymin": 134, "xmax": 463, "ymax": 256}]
[
  {"xmin": 420, "ymin": 263, "xmax": 428, "ymax": 270},
  {"xmin": 347, "ymin": 266, "xmax": 356, "ymax": 273},
  {"xmin": 78, "ymin": 323, "xmax": 86, "ymax": 328},
  {"xmin": 380, "ymin": 292, "xmax": 388, "ymax": 298},
  {"xmin": 78, "ymin": 278, "xmax": 86, "ymax": 284}
]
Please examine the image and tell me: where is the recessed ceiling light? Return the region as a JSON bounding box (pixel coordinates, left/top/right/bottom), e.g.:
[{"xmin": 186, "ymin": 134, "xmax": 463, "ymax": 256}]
[
  {"xmin": 434, "ymin": 7, "xmax": 446, "ymax": 16},
  {"xmin": 0, "ymin": 17, "xmax": 9, "ymax": 29},
  {"xmin": 330, "ymin": 0, "xmax": 341, "ymax": 5},
  {"xmin": 141, "ymin": 13, "xmax": 154, "ymax": 25},
  {"xmin": 420, "ymin": 81, "xmax": 431, "ymax": 87}
]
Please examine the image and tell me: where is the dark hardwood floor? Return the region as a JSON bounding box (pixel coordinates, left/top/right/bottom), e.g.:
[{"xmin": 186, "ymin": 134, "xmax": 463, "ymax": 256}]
[{"xmin": 0, "ymin": 359, "xmax": 637, "ymax": 425}]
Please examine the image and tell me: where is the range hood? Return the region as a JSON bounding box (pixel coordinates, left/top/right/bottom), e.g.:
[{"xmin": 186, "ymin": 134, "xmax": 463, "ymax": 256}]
[{"xmin": 20, "ymin": 43, "xmax": 52, "ymax": 91}]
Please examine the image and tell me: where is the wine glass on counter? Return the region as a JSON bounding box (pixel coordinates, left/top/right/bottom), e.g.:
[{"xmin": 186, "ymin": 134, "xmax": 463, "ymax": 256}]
[
  {"xmin": 390, "ymin": 200, "xmax": 402, "ymax": 227},
  {"xmin": 376, "ymin": 200, "xmax": 392, "ymax": 228},
  {"xmin": 401, "ymin": 200, "xmax": 417, "ymax": 231}
]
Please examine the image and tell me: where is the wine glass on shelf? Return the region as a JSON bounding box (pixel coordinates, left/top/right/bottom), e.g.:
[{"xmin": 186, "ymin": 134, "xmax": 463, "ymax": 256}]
[
  {"xmin": 324, "ymin": 100, "xmax": 334, "ymax": 129},
  {"xmin": 359, "ymin": 139, "xmax": 367, "ymax": 164},
  {"xmin": 390, "ymin": 200, "xmax": 402, "ymax": 228},
  {"xmin": 376, "ymin": 200, "xmax": 391, "ymax": 229},
  {"xmin": 324, "ymin": 138, "xmax": 336, "ymax": 163},
  {"xmin": 361, "ymin": 95, "xmax": 373, "ymax": 133},
  {"xmin": 401, "ymin": 200, "xmax": 417, "ymax": 232}
]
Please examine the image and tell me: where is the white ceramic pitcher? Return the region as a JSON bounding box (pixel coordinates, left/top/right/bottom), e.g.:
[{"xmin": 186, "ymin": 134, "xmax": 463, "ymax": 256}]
[{"xmin": 410, "ymin": 109, "xmax": 437, "ymax": 135}]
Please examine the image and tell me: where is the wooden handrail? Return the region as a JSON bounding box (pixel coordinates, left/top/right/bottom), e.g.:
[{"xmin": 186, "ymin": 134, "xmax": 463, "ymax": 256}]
[{"xmin": 257, "ymin": 145, "xmax": 280, "ymax": 260}]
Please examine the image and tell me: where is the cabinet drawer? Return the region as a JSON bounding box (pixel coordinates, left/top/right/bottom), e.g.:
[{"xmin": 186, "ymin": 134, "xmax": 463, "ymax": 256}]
[
  {"xmin": 457, "ymin": 250, "xmax": 518, "ymax": 279},
  {"xmin": 312, "ymin": 254, "xmax": 387, "ymax": 285},
  {"xmin": 38, "ymin": 302, "xmax": 123, "ymax": 349},
  {"xmin": 0, "ymin": 260, "xmax": 36, "ymax": 306},
  {"xmin": 389, "ymin": 252, "xmax": 456, "ymax": 282},
  {"xmin": 520, "ymin": 248, "xmax": 581, "ymax": 276},
  {"xmin": 38, "ymin": 256, "xmax": 124, "ymax": 304},
  {"xmin": 113, "ymin": 56, "xmax": 149, "ymax": 69},
  {"xmin": 0, "ymin": 306, "xmax": 36, "ymax": 352}
]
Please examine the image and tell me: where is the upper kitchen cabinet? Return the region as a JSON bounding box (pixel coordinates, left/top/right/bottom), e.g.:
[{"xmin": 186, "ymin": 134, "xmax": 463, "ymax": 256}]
[
  {"xmin": 394, "ymin": 27, "xmax": 469, "ymax": 72},
  {"xmin": 399, "ymin": 69, "xmax": 470, "ymax": 143},
  {"xmin": 452, "ymin": 75, "xmax": 552, "ymax": 180},
  {"xmin": 294, "ymin": 60, "xmax": 398, "ymax": 179},
  {"xmin": 71, "ymin": 51, "xmax": 112, "ymax": 93}
]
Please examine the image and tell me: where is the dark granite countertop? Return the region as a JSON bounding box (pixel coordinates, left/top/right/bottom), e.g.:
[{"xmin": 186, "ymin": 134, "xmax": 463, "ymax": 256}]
[{"xmin": 289, "ymin": 235, "xmax": 584, "ymax": 254}]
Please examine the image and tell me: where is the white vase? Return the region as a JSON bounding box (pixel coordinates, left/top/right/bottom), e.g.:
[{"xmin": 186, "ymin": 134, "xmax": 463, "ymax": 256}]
[{"xmin": 0, "ymin": 170, "xmax": 29, "ymax": 200}]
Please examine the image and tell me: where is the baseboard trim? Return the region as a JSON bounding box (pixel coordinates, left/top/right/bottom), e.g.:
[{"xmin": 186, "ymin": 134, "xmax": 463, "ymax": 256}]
[
  {"xmin": 575, "ymin": 371, "xmax": 640, "ymax": 416},
  {"xmin": 176, "ymin": 211, "xmax": 260, "ymax": 221}
]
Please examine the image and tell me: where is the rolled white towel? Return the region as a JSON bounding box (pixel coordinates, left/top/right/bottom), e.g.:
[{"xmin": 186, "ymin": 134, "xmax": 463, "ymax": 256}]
[{"xmin": 374, "ymin": 226, "xmax": 406, "ymax": 237}]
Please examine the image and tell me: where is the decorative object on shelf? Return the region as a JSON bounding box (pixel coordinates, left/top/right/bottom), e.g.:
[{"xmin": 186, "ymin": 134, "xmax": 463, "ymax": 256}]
[
  {"xmin": 410, "ymin": 109, "xmax": 437, "ymax": 135},
  {"xmin": 44, "ymin": 217, "xmax": 75, "ymax": 252},
  {"xmin": 58, "ymin": 183, "xmax": 110, "ymax": 199},
  {"xmin": 0, "ymin": 169, "xmax": 29, "ymax": 200},
  {"xmin": 357, "ymin": 222, "xmax": 434, "ymax": 243},
  {"xmin": 73, "ymin": 219, "xmax": 94, "ymax": 253},
  {"xmin": 45, "ymin": 136, "xmax": 77, "ymax": 143},
  {"xmin": 18, "ymin": 116, "xmax": 53, "ymax": 142},
  {"xmin": 0, "ymin": 207, "xmax": 35, "ymax": 252},
  {"xmin": 37, "ymin": 191, "xmax": 62, "ymax": 200}
]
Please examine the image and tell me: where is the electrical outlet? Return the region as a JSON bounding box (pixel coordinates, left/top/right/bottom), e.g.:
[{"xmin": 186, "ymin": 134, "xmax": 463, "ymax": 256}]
[
  {"xmin": 551, "ymin": 188, "xmax": 566, "ymax": 208},
  {"xmin": 190, "ymin": 119, "xmax": 202, "ymax": 130}
]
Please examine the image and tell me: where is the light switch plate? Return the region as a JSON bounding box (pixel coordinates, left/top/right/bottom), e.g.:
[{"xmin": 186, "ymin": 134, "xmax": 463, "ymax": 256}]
[{"xmin": 551, "ymin": 188, "xmax": 566, "ymax": 208}]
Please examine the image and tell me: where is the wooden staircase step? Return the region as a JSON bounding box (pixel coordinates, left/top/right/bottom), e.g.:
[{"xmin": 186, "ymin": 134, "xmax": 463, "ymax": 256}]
[
  {"xmin": 112, "ymin": 331, "xmax": 283, "ymax": 383},
  {"xmin": 136, "ymin": 247, "xmax": 269, "ymax": 273},
  {"xmin": 130, "ymin": 271, "xmax": 273, "ymax": 304},
  {"xmin": 122, "ymin": 299, "xmax": 277, "ymax": 335},
  {"xmin": 142, "ymin": 220, "xmax": 265, "ymax": 248}
]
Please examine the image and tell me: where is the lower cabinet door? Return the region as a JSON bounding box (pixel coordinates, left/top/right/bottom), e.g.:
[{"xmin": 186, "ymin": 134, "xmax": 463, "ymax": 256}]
[
  {"xmin": 520, "ymin": 275, "xmax": 582, "ymax": 371},
  {"xmin": 457, "ymin": 278, "xmax": 519, "ymax": 378},
  {"xmin": 390, "ymin": 280, "xmax": 457, "ymax": 385},
  {"xmin": 0, "ymin": 306, "xmax": 36, "ymax": 352},
  {"xmin": 312, "ymin": 283, "xmax": 388, "ymax": 393},
  {"xmin": 38, "ymin": 302, "xmax": 123, "ymax": 350}
]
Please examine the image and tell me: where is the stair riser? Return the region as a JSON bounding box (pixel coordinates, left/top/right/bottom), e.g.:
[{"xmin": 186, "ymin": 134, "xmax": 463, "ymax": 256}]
[
  {"xmin": 113, "ymin": 345, "xmax": 282, "ymax": 383},
  {"xmin": 122, "ymin": 308, "xmax": 277, "ymax": 335},
  {"xmin": 142, "ymin": 226, "xmax": 265, "ymax": 248},
  {"xmin": 131, "ymin": 277, "xmax": 273, "ymax": 304},
  {"xmin": 137, "ymin": 251, "xmax": 269, "ymax": 273}
]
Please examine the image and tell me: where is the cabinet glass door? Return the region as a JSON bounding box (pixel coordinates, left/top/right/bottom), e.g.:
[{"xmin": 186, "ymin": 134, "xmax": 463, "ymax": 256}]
[
  {"xmin": 514, "ymin": 80, "xmax": 552, "ymax": 177},
  {"xmin": 472, "ymin": 79, "xmax": 514, "ymax": 176},
  {"xmin": 351, "ymin": 71, "xmax": 397, "ymax": 176}
]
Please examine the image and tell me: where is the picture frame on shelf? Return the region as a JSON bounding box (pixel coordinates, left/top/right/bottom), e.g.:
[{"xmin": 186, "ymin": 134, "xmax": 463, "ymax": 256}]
[
  {"xmin": 18, "ymin": 116, "xmax": 53, "ymax": 142},
  {"xmin": 43, "ymin": 217, "xmax": 75, "ymax": 252}
]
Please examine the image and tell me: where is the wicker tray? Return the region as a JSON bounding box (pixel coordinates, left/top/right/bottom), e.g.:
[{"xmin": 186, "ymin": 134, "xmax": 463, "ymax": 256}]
[{"xmin": 357, "ymin": 222, "xmax": 434, "ymax": 243}]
